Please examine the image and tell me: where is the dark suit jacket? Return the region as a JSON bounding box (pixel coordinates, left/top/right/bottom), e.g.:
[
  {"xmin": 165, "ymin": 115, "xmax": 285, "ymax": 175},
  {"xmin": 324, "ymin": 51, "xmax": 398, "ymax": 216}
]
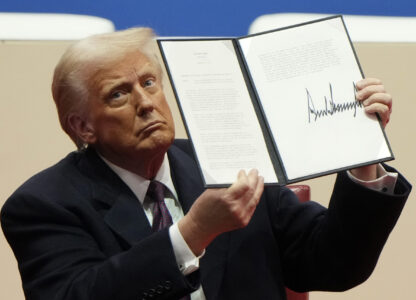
[{"xmin": 1, "ymin": 139, "xmax": 411, "ymax": 300}]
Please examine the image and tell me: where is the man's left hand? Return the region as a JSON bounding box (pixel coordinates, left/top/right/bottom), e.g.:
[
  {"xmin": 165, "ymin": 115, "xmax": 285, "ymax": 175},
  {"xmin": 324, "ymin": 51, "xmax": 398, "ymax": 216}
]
[{"xmin": 351, "ymin": 78, "xmax": 393, "ymax": 181}]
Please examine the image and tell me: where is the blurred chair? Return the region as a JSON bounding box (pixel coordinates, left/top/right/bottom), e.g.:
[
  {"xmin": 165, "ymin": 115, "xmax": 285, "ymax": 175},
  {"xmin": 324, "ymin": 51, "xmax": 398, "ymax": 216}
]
[
  {"xmin": 286, "ymin": 185, "xmax": 310, "ymax": 300},
  {"xmin": 249, "ymin": 13, "xmax": 416, "ymax": 43},
  {"xmin": 0, "ymin": 12, "xmax": 115, "ymax": 40}
]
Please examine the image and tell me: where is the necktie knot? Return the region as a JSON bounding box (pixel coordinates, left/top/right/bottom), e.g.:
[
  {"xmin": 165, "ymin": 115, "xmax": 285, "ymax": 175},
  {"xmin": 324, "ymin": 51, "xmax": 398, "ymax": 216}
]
[
  {"xmin": 147, "ymin": 180, "xmax": 173, "ymax": 232},
  {"xmin": 147, "ymin": 180, "xmax": 166, "ymax": 203}
]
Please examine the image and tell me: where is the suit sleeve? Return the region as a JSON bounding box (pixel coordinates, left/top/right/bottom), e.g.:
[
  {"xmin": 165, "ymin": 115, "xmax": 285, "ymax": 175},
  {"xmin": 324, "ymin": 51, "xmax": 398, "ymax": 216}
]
[
  {"xmin": 1, "ymin": 188, "xmax": 199, "ymax": 300},
  {"xmin": 274, "ymin": 167, "xmax": 411, "ymax": 292}
]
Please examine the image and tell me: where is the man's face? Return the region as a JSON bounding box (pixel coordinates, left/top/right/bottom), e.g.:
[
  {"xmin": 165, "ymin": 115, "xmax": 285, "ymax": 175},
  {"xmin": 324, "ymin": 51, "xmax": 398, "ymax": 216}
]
[{"xmin": 84, "ymin": 51, "xmax": 175, "ymax": 170}]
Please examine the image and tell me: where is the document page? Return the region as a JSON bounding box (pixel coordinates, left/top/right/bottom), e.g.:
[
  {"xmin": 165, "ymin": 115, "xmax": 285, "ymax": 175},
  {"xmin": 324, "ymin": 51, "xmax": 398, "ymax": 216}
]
[
  {"xmin": 238, "ymin": 17, "xmax": 392, "ymax": 180},
  {"xmin": 160, "ymin": 39, "xmax": 278, "ymax": 185}
]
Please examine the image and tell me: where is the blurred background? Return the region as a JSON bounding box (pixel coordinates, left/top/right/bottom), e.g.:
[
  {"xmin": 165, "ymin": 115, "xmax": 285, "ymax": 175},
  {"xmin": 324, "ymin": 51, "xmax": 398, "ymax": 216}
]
[
  {"xmin": 1, "ymin": 0, "xmax": 416, "ymax": 36},
  {"xmin": 1, "ymin": 1, "xmax": 415, "ymax": 300}
]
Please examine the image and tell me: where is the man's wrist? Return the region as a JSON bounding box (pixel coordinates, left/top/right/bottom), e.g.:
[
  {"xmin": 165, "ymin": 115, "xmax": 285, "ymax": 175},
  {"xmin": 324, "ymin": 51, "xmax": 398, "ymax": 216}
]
[
  {"xmin": 169, "ymin": 223, "xmax": 205, "ymax": 275},
  {"xmin": 347, "ymin": 164, "xmax": 398, "ymax": 194}
]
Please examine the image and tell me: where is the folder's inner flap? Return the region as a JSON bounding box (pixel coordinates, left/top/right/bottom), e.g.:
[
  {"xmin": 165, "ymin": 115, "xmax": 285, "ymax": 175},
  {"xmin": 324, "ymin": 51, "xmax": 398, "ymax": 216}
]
[{"xmin": 159, "ymin": 39, "xmax": 278, "ymax": 186}]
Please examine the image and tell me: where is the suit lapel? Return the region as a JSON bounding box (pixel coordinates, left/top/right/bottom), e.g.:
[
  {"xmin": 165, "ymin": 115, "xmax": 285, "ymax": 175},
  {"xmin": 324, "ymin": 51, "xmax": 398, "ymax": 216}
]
[
  {"xmin": 103, "ymin": 192, "xmax": 151, "ymax": 245},
  {"xmin": 168, "ymin": 140, "xmax": 230, "ymax": 300},
  {"xmin": 79, "ymin": 148, "xmax": 152, "ymax": 246}
]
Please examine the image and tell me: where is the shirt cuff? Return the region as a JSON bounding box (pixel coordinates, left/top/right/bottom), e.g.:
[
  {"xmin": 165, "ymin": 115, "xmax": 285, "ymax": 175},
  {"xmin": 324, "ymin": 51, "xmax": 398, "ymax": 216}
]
[
  {"xmin": 169, "ymin": 223, "xmax": 205, "ymax": 275},
  {"xmin": 347, "ymin": 164, "xmax": 398, "ymax": 194}
]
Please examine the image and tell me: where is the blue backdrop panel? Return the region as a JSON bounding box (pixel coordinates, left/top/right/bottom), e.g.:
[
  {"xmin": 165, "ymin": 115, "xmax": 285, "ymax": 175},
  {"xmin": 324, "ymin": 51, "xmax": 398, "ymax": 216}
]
[{"xmin": 1, "ymin": 0, "xmax": 415, "ymax": 36}]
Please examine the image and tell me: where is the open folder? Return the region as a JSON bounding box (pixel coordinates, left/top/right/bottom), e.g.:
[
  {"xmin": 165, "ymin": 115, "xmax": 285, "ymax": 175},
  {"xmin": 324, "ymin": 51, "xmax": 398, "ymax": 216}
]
[{"xmin": 158, "ymin": 15, "xmax": 393, "ymax": 187}]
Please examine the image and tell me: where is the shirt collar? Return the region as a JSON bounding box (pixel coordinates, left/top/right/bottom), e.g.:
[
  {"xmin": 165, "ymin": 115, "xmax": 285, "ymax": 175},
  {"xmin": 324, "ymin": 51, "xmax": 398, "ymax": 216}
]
[{"xmin": 98, "ymin": 153, "xmax": 178, "ymax": 205}]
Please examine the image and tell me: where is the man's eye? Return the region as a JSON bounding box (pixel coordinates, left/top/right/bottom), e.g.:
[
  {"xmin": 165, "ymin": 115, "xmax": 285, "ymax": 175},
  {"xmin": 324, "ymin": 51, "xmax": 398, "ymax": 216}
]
[
  {"xmin": 111, "ymin": 91, "xmax": 123, "ymax": 99},
  {"xmin": 143, "ymin": 79, "xmax": 155, "ymax": 87}
]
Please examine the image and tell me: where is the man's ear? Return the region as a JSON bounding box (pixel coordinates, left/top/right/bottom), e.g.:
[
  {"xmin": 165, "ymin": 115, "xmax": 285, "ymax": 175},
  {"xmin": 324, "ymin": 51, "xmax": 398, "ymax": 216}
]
[{"xmin": 68, "ymin": 113, "xmax": 97, "ymax": 145}]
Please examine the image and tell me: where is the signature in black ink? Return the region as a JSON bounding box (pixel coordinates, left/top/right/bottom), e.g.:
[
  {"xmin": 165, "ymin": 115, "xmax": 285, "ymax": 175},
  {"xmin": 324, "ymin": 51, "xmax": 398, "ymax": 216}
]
[{"xmin": 307, "ymin": 83, "xmax": 362, "ymax": 123}]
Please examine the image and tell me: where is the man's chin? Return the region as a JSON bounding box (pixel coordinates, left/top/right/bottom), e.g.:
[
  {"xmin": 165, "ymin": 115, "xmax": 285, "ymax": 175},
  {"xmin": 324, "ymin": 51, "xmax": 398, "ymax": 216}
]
[{"xmin": 141, "ymin": 132, "xmax": 174, "ymax": 153}]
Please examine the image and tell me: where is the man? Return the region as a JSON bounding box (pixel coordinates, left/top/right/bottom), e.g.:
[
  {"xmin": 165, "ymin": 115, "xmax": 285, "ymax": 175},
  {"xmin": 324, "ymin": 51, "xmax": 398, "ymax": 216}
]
[{"xmin": 1, "ymin": 28, "xmax": 411, "ymax": 300}]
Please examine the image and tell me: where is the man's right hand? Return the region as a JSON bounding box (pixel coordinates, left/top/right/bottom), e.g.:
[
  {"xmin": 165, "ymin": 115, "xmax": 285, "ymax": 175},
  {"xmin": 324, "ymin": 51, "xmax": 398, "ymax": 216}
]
[{"xmin": 178, "ymin": 169, "xmax": 264, "ymax": 256}]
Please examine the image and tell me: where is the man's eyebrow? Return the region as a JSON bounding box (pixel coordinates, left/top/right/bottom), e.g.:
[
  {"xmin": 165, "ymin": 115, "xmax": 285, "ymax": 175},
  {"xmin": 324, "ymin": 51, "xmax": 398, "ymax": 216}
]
[
  {"xmin": 99, "ymin": 78, "xmax": 129, "ymax": 96},
  {"xmin": 135, "ymin": 65, "xmax": 159, "ymax": 78},
  {"xmin": 96, "ymin": 63, "xmax": 160, "ymax": 96}
]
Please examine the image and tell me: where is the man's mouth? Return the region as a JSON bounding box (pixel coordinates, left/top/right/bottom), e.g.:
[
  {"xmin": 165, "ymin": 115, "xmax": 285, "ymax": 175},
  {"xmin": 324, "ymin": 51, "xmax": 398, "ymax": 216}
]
[{"xmin": 139, "ymin": 120, "xmax": 165, "ymax": 135}]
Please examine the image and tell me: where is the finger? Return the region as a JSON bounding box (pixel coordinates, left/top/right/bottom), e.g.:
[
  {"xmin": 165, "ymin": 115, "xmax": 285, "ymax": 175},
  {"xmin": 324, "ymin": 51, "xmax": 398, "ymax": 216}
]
[
  {"xmin": 356, "ymin": 84, "xmax": 386, "ymax": 101},
  {"xmin": 355, "ymin": 78, "xmax": 382, "ymax": 90},
  {"xmin": 247, "ymin": 168, "xmax": 259, "ymax": 188},
  {"xmin": 251, "ymin": 175, "xmax": 264, "ymax": 206},
  {"xmin": 233, "ymin": 169, "xmax": 248, "ymax": 189},
  {"xmin": 228, "ymin": 170, "xmax": 249, "ymax": 198},
  {"xmin": 228, "ymin": 169, "xmax": 260, "ymax": 203},
  {"xmin": 364, "ymin": 103, "xmax": 391, "ymax": 127},
  {"xmin": 362, "ymin": 92, "xmax": 392, "ymax": 111},
  {"xmin": 245, "ymin": 175, "xmax": 264, "ymax": 218},
  {"xmin": 237, "ymin": 169, "xmax": 247, "ymax": 181},
  {"xmin": 246, "ymin": 169, "xmax": 261, "ymax": 201}
]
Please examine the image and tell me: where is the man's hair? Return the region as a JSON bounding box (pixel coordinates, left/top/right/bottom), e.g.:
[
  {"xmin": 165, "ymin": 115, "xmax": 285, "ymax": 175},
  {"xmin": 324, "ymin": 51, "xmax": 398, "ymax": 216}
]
[{"xmin": 51, "ymin": 27, "xmax": 161, "ymax": 149}]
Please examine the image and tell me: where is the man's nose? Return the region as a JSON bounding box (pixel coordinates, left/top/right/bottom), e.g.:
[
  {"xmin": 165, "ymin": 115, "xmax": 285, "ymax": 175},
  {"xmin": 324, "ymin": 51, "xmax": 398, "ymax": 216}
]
[{"xmin": 133, "ymin": 86, "xmax": 154, "ymax": 116}]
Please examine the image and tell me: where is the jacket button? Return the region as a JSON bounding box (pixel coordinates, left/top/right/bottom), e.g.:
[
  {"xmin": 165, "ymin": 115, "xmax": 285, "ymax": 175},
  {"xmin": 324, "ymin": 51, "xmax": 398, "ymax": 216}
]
[
  {"xmin": 156, "ymin": 285, "xmax": 164, "ymax": 295},
  {"xmin": 148, "ymin": 289, "xmax": 156, "ymax": 298},
  {"xmin": 164, "ymin": 280, "xmax": 172, "ymax": 291}
]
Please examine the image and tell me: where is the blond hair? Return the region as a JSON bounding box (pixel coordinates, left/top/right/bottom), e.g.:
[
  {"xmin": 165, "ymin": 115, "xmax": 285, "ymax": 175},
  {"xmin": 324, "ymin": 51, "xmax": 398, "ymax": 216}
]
[{"xmin": 51, "ymin": 27, "xmax": 161, "ymax": 148}]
